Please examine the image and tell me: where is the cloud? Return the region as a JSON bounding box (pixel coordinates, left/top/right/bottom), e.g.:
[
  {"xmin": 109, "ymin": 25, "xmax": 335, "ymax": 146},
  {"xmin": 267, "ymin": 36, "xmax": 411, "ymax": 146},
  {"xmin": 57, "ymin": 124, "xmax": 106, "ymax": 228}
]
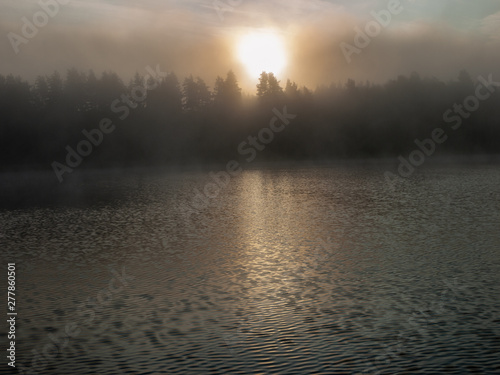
[
  {"xmin": 0, "ymin": 0, "xmax": 499, "ymax": 92},
  {"xmin": 0, "ymin": 1, "xmax": 232, "ymax": 82},
  {"xmin": 285, "ymin": 4, "xmax": 500, "ymax": 88},
  {"xmin": 481, "ymin": 11, "xmax": 500, "ymax": 41}
]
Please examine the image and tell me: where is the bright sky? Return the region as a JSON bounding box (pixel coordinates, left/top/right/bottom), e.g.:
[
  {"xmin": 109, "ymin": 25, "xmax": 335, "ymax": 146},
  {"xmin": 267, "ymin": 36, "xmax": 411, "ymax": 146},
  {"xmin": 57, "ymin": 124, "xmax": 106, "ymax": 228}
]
[{"xmin": 1, "ymin": 0, "xmax": 499, "ymax": 91}]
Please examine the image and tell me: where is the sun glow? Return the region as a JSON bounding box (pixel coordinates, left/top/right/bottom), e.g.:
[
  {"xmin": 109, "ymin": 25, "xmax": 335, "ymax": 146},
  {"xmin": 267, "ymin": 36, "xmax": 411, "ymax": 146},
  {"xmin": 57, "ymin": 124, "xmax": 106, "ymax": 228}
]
[{"xmin": 237, "ymin": 30, "xmax": 287, "ymax": 79}]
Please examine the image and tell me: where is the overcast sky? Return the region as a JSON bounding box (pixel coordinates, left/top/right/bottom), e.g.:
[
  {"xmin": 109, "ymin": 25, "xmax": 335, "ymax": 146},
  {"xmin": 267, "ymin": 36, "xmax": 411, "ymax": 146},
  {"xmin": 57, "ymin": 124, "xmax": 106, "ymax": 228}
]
[{"xmin": 1, "ymin": 0, "xmax": 499, "ymax": 91}]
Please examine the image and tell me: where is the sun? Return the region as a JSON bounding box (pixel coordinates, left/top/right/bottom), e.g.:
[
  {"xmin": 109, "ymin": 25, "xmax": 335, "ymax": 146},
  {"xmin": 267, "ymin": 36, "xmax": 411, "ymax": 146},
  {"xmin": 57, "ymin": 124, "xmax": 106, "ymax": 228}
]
[{"xmin": 237, "ymin": 30, "xmax": 287, "ymax": 79}]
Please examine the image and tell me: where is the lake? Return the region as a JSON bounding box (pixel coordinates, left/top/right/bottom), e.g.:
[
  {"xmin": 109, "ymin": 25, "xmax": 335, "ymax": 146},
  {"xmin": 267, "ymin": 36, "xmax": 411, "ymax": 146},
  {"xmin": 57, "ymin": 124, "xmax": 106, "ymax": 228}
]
[{"xmin": 1, "ymin": 163, "xmax": 499, "ymax": 374}]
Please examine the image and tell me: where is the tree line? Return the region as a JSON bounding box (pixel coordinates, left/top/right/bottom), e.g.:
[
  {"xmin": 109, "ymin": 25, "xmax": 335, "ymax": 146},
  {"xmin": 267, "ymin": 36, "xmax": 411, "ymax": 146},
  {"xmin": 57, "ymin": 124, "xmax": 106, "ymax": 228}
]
[{"xmin": 0, "ymin": 68, "xmax": 498, "ymax": 171}]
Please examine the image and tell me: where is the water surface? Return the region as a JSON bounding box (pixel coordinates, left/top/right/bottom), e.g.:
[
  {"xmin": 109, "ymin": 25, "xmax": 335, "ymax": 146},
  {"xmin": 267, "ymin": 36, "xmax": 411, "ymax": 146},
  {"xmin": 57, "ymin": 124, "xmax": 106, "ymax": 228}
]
[{"xmin": 1, "ymin": 164, "xmax": 499, "ymax": 374}]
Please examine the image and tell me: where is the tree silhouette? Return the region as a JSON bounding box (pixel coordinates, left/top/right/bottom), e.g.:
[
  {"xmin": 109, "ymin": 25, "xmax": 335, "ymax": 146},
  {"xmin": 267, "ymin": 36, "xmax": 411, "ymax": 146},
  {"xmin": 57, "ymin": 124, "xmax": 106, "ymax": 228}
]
[
  {"xmin": 0, "ymin": 68, "xmax": 498, "ymax": 172},
  {"xmin": 285, "ymin": 79, "xmax": 299, "ymax": 98},
  {"xmin": 256, "ymin": 72, "xmax": 269, "ymax": 99},
  {"xmin": 214, "ymin": 70, "xmax": 242, "ymax": 109},
  {"xmin": 256, "ymin": 71, "xmax": 284, "ymax": 109},
  {"xmin": 182, "ymin": 75, "xmax": 211, "ymax": 112}
]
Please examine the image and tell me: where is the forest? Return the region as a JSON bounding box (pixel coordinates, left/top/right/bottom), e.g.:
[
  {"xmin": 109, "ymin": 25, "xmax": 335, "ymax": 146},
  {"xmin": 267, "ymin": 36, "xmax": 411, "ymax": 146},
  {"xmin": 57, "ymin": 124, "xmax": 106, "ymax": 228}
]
[{"xmin": 0, "ymin": 69, "xmax": 499, "ymax": 174}]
